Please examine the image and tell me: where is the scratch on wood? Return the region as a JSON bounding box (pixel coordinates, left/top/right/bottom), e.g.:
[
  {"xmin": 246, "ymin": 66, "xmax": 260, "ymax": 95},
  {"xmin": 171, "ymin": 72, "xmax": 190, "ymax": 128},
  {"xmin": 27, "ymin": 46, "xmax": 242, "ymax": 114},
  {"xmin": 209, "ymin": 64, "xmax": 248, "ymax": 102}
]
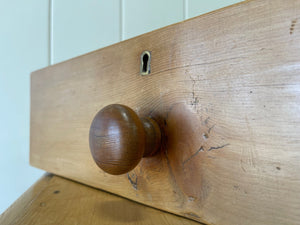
[
  {"xmin": 190, "ymin": 95, "xmax": 199, "ymax": 107},
  {"xmin": 184, "ymin": 212, "xmax": 201, "ymax": 219},
  {"xmin": 240, "ymin": 159, "xmax": 246, "ymax": 172},
  {"xmin": 183, "ymin": 146, "xmax": 204, "ymax": 166},
  {"xmin": 203, "ymin": 133, "xmax": 209, "ymax": 140},
  {"xmin": 127, "ymin": 173, "xmax": 138, "ymax": 190},
  {"xmin": 290, "ymin": 19, "xmax": 297, "ymax": 35},
  {"xmin": 184, "ymin": 213, "xmax": 207, "ymax": 225},
  {"xmin": 203, "ymin": 117, "xmax": 210, "ymax": 125},
  {"xmin": 188, "ymin": 196, "xmax": 196, "ymax": 202},
  {"xmin": 208, "ymin": 124, "xmax": 215, "ymax": 134},
  {"xmin": 208, "ymin": 144, "xmax": 230, "ymax": 151},
  {"xmin": 189, "ymin": 74, "xmax": 200, "ymax": 108}
]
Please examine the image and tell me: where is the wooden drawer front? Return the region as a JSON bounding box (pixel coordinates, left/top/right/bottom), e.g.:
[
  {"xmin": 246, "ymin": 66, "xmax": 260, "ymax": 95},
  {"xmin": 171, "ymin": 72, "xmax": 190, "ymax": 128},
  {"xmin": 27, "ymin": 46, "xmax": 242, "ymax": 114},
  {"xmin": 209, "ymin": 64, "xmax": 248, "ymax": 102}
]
[{"xmin": 30, "ymin": 0, "xmax": 300, "ymax": 224}]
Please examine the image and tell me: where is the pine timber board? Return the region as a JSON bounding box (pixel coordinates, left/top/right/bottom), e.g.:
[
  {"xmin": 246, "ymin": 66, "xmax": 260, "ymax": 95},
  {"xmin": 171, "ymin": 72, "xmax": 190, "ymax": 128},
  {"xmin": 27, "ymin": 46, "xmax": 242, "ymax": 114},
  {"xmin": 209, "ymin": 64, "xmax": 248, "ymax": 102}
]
[
  {"xmin": 30, "ymin": 0, "xmax": 300, "ymax": 224},
  {"xmin": 0, "ymin": 174, "xmax": 200, "ymax": 225}
]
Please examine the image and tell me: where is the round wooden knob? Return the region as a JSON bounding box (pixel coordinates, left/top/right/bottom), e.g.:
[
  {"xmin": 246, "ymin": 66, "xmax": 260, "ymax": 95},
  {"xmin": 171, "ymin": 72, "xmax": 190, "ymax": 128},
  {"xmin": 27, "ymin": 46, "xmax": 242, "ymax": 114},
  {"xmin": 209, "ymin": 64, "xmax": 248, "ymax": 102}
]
[{"xmin": 89, "ymin": 104, "xmax": 161, "ymax": 175}]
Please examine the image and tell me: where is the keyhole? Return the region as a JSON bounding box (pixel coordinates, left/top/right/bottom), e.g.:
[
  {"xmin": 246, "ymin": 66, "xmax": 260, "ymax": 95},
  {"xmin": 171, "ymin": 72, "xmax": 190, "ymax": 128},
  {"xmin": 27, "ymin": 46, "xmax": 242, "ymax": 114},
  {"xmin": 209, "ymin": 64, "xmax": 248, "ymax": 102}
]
[
  {"xmin": 142, "ymin": 54, "xmax": 148, "ymax": 72},
  {"xmin": 140, "ymin": 51, "xmax": 151, "ymax": 75}
]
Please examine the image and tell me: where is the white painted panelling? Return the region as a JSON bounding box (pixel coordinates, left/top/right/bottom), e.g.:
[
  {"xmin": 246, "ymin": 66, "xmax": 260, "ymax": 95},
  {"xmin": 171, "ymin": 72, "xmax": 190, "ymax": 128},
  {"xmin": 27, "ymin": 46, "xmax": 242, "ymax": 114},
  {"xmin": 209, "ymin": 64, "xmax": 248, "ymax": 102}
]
[
  {"xmin": 188, "ymin": 0, "xmax": 243, "ymax": 18},
  {"xmin": 52, "ymin": 0, "xmax": 120, "ymax": 64},
  {"xmin": 0, "ymin": 0, "xmax": 48, "ymax": 214},
  {"xmin": 51, "ymin": 1, "xmax": 242, "ymax": 63},
  {"xmin": 122, "ymin": 0, "xmax": 184, "ymax": 40}
]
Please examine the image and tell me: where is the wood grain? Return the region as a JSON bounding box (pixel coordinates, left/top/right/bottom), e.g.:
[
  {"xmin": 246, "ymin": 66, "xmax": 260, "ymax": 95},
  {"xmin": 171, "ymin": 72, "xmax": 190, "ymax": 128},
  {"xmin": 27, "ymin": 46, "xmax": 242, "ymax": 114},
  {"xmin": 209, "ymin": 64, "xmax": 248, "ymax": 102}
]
[
  {"xmin": 0, "ymin": 174, "xmax": 200, "ymax": 225},
  {"xmin": 30, "ymin": 0, "xmax": 300, "ymax": 224}
]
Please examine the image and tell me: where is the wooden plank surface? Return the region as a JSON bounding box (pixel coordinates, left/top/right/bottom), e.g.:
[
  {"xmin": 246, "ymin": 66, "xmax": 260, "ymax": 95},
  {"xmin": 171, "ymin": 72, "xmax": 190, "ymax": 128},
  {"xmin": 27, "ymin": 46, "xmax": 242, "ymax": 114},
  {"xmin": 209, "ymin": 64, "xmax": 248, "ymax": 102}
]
[
  {"xmin": 30, "ymin": 0, "xmax": 300, "ymax": 224},
  {"xmin": 0, "ymin": 174, "xmax": 199, "ymax": 225}
]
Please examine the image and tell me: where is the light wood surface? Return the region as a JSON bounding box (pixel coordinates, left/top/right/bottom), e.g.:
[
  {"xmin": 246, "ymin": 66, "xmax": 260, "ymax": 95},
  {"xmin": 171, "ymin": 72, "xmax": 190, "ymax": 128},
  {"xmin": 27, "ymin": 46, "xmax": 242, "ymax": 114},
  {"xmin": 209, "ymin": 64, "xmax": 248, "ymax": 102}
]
[
  {"xmin": 0, "ymin": 174, "xmax": 199, "ymax": 225},
  {"xmin": 30, "ymin": 0, "xmax": 300, "ymax": 224}
]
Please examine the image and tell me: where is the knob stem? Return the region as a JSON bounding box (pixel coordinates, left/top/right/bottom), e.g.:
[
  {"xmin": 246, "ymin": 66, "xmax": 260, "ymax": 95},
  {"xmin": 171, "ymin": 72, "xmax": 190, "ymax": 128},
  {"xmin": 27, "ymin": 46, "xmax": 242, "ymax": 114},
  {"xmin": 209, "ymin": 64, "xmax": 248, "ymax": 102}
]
[{"xmin": 142, "ymin": 117, "xmax": 161, "ymax": 157}]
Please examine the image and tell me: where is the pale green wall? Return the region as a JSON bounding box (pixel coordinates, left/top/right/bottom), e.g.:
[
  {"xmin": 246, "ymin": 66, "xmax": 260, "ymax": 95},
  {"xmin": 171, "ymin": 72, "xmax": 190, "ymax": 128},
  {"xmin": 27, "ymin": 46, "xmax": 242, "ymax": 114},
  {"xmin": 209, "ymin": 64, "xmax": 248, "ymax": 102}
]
[
  {"xmin": 0, "ymin": 0, "xmax": 242, "ymax": 214},
  {"xmin": 0, "ymin": 0, "xmax": 49, "ymax": 214}
]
